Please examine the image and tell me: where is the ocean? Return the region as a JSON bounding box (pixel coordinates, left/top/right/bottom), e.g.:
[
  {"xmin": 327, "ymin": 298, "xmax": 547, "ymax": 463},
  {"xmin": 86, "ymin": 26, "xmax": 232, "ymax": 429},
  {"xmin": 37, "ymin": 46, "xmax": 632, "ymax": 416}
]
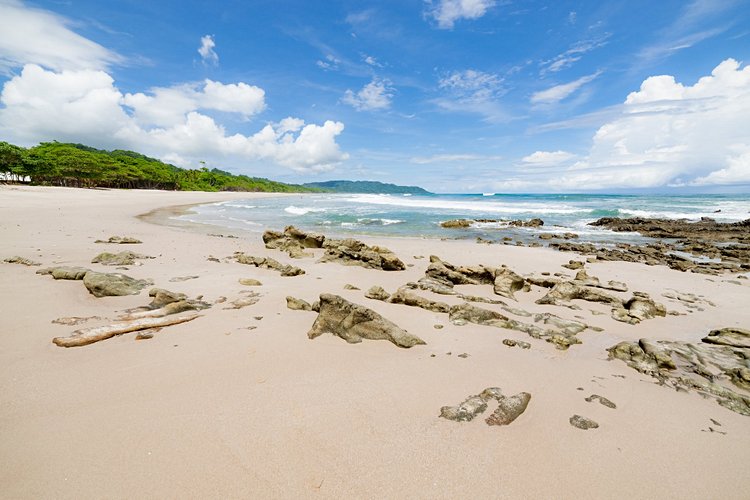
[{"xmin": 180, "ymin": 193, "xmax": 750, "ymax": 246}]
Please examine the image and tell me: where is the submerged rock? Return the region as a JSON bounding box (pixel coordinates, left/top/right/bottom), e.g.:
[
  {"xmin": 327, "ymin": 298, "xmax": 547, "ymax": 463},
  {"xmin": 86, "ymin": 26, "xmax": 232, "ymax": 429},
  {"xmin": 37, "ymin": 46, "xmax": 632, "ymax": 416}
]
[
  {"xmin": 570, "ymin": 415, "xmax": 599, "ymax": 430},
  {"xmin": 307, "ymin": 293, "xmax": 425, "ymax": 348},
  {"xmin": 82, "ymin": 272, "xmax": 153, "ymax": 297}
]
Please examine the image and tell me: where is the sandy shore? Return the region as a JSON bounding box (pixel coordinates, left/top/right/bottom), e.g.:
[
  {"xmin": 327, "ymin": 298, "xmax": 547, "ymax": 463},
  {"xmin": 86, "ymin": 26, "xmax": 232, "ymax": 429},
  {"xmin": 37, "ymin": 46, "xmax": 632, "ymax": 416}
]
[{"xmin": 1, "ymin": 185, "xmax": 749, "ymax": 499}]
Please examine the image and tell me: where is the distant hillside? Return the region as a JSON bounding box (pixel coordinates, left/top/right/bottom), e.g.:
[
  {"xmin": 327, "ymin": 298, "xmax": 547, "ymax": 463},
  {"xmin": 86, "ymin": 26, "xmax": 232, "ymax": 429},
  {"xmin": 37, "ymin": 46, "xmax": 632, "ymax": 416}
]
[{"xmin": 302, "ymin": 180, "xmax": 431, "ymax": 195}]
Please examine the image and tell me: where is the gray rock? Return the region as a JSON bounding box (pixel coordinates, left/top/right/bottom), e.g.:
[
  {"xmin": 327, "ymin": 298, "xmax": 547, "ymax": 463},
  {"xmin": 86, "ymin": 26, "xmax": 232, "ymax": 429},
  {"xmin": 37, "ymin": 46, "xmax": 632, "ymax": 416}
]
[
  {"xmin": 307, "ymin": 294, "xmax": 425, "ymax": 348},
  {"xmin": 82, "ymin": 272, "xmax": 153, "ymax": 297},
  {"xmin": 570, "ymin": 415, "xmax": 599, "ymax": 429}
]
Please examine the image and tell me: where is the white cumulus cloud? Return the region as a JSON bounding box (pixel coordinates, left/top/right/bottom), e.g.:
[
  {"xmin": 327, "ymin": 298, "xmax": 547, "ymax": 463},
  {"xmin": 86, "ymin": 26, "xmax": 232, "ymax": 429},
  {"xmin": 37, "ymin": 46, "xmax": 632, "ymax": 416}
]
[
  {"xmin": 342, "ymin": 79, "xmax": 393, "ymax": 111},
  {"xmin": 521, "ymin": 150, "xmax": 576, "ymax": 166},
  {"xmin": 0, "ymin": 64, "xmax": 348, "ymax": 173},
  {"xmin": 428, "ymin": 0, "xmax": 496, "ymax": 29},
  {"xmin": 198, "ymin": 35, "xmax": 218, "ymax": 65},
  {"xmin": 0, "ymin": 0, "xmax": 122, "ymax": 73}
]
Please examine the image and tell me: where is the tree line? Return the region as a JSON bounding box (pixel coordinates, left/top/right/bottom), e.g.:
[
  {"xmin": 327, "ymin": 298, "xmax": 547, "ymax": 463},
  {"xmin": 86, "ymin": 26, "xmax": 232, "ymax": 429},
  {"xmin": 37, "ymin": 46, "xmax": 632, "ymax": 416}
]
[{"xmin": 0, "ymin": 141, "xmax": 319, "ymax": 192}]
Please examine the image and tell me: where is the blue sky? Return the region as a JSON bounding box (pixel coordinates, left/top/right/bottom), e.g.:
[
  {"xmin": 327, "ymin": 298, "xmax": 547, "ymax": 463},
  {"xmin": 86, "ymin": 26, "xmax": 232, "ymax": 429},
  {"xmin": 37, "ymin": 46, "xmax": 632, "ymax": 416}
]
[{"xmin": 1, "ymin": 0, "xmax": 749, "ymax": 192}]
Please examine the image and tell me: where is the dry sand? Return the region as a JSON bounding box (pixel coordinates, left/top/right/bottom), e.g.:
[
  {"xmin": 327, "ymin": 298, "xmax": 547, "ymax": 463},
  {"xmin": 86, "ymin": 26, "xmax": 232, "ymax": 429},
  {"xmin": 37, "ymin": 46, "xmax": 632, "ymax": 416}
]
[{"xmin": 1, "ymin": 185, "xmax": 749, "ymax": 499}]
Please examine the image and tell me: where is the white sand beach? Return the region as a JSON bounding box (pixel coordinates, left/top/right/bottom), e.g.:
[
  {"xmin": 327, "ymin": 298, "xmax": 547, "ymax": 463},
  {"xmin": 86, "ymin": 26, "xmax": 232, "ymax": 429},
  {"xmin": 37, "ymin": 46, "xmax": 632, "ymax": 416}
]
[{"xmin": 1, "ymin": 185, "xmax": 749, "ymax": 499}]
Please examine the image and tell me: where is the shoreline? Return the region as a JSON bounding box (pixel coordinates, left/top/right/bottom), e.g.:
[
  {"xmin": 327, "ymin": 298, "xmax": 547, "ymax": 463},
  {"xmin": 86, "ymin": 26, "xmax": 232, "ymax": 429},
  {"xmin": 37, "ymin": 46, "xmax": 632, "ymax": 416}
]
[{"xmin": 1, "ymin": 185, "xmax": 749, "ymax": 498}]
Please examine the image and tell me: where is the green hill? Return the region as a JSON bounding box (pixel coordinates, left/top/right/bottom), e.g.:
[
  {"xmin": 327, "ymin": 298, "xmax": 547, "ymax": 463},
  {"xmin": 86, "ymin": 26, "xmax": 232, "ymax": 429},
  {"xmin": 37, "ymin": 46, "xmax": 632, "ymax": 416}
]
[
  {"xmin": 0, "ymin": 141, "xmax": 320, "ymax": 193},
  {"xmin": 302, "ymin": 180, "xmax": 431, "ymax": 194}
]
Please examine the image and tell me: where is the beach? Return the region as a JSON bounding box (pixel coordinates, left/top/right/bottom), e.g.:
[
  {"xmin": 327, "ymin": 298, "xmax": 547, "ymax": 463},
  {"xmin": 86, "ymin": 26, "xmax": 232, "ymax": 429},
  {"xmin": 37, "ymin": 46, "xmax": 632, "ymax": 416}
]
[{"xmin": 1, "ymin": 185, "xmax": 749, "ymax": 499}]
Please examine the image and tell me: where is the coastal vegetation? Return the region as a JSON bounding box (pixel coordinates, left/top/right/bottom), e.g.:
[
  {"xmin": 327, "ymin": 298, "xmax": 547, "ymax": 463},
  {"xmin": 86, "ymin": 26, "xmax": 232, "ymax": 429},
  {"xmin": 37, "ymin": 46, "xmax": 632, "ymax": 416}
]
[
  {"xmin": 302, "ymin": 179, "xmax": 432, "ymax": 194},
  {"xmin": 0, "ymin": 141, "xmax": 319, "ymax": 192}
]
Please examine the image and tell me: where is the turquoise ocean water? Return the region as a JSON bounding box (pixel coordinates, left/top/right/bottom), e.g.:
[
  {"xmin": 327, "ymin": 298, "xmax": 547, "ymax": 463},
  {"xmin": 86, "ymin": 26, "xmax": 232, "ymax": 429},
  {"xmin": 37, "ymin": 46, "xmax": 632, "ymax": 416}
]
[{"xmin": 180, "ymin": 193, "xmax": 750, "ymax": 245}]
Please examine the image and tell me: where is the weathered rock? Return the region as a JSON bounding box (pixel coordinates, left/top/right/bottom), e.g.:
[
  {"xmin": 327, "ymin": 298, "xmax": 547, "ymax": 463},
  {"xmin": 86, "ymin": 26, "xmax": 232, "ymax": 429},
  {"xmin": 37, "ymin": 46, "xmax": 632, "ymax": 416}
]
[
  {"xmin": 307, "ymin": 294, "xmax": 425, "ymax": 348},
  {"xmin": 235, "ymin": 253, "xmax": 305, "ymax": 276},
  {"xmin": 95, "ymin": 236, "xmax": 142, "ymax": 244},
  {"xmin": 82, "ymin": 272, "xmax": 153, "ymax": 297},
  {"xmin": 286, "ymin": 296, "xmax": 312, "ymax": 311},
  {"xmin": 344, "ymin": 284, "xmax": 360, "ymax": 290},
  {"xmin": 147, "ymin": 288, "xmax": 187, "ymax": 308},
  {"xmin": 585, "ymin": 394, "xmax": 617, "ymax": 409},
  {"xmin": 225, "ymin": 294, "xmax": 260, "ymax": 310},
  {"xmin": 502, "ymin": 339, "xmax": 531, "ymax": 349},
  {"xmin": 702, "ymin": 327, "xmax": 750, "ymax": 348},
  {"xmin": 440, "ymin": 395, "xmax": 488, "ymax": 422},
  {"xmin": 612, "ymin": 292, "xmax": 667, "ymax": 324},
  {"xmin": 365, "ymin": 285, "xmax": 391, "ymax": 301},
  {"xmin": 37, "ymin": 266, "xmax": 90, "ymax": 280},
  {"xmin": 91, "ymin": 251, "xmax": 154, "ymax": 266},
  {"xmin": 485, "ymin": 392, "xmax": 531, "ymax": 426},
  {"xmin": 239, "ymin": 278, "xmax": 263, "ymax": 286},
  {"xmin": 387, "ymin": 288, "xmax": 450, "ymax": 313},
  {"xmin": 4, "ymin": 255, "xmax": 41, "ymax": 266},
  {"xmin": 536, "ymin": 281, "xmax": 623, "ymax": 307},
  {"xmin": 563, "ymin": 260, "xmax": 585, "ymax": 270},
  {"xmin": 169, "ymin": 275, "xmax": 200, "ymax": 282},
  {"xmin": 573, "ymin": 269, "xmax": 628, "ymax": 292},
  {"xmin": 449, "ymin": 303, "xmax": 510, "ymax": 328},
  {"xmin": 608, "ymin": 336, "xmax": 750, "ymax": 416},
  {"xmin": 493, "ymin": 267, "xmax": 526, "ymax": 300},
  {"xmin": 569, "ymin": 414, "xmax": 599, "ymax": 430},
  {"xmin": 263, "ymin": 226, "xmax": 325, "ymax": 258},
  {"xmin": 533, "ymin": 313, "xmax": 587, "ymax": 335},
  {"xmin": 319, "ymin": 238, "xmax": 405, "ymax": 271},
  {"xmin": 440, "ymin": 219, "xmax": 473, "ymax": 228}
]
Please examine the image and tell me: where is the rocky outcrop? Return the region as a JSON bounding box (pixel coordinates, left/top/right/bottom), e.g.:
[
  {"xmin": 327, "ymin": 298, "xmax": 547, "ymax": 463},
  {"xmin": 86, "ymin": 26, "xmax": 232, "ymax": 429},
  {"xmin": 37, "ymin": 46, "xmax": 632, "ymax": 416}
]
[
  {"xmin": 439, "ymin": 218, "xmax": 544, "ymax": 228},
  {"xmin": 573, "ymin": 269, "xmax": 628, "ymax": 292},
  {"xmin": 263, "ymin": 226, "xmax": 325, "ymax": 258},
  {"xmin": 319, "ymin": 238, "xmax": 405, "ymax": 271},
  {"xmin": 4, "ymin": 256, "xmax": 41, "ymax": 266},
  {"xmin": 440, "ymin": 219, "xmax": 473, "ymax": 228},
  {"xmin": 608, "ymin": 335, "xmax": 750, "ymax": 416},
  {"xmin": 95, "ymin": 236, "xmax": 142, "ymax": 244},
  {"xmin": 440, "ymin": 387, "xmax": 531, "ymax": 426},
  {"xmin": 367, "ymin": 286, "xmax": 451, "ymax": 314},
  {"xmin": 307, "ymin": 294, "xmax": 425, "ymax": 348},
  {"xmin": 569, "ymin": 415, "xmax": 599, "ymax": 430},
  {"xmin": 82, "ymin": 272, "xmax": 153, "ymax": 297},
  {"xmin": 415, "ymin": 256, "xmax": 528, "ymax": 300},
  {"xmin": 590, "ymin": 216, "xmax": 750, "ymax": 242},
  {"xmin": 536, "ymin": 281, "xmax": 622, "ymax": 307},
  {"xmin": 611, "ymin": 292, "xmax": 666, "ymax": 324},
  {"xmin": 235, "ymin": 253, "xmax": 305, "ymax": 276},
  {"xmin": 702, "ymin": 327, "xmax": 750, "ymax": 348},
  {"xmin": 91, "ymin": 251, "xmax": 154, "ymax": 266},
  {"xmin": 37, "ymin": 266, "xmax": 90, "ymax": 280}
]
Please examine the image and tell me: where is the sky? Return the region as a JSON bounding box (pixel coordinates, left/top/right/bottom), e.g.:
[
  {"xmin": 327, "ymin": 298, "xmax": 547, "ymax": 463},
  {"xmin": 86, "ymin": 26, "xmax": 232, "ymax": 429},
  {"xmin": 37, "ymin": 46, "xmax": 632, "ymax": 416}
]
[{"xmin": 0, "ymin": 0, "xmax": 749, "ymax": 193}]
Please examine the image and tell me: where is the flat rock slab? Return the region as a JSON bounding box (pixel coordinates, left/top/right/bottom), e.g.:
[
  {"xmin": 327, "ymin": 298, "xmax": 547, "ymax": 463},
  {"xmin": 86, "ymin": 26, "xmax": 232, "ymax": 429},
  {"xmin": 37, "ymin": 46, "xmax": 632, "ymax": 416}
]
[{"xmin": 83, "ymin": 272, "xmax": 153, "ymax": 297}]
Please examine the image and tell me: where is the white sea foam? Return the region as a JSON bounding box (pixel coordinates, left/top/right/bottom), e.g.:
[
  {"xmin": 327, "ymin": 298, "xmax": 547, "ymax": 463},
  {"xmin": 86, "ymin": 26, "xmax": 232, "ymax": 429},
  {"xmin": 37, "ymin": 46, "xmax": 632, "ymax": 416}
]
[
  {"xmin": 343, "ymin": 194, "xmax": 583, "ymax": 214},
  {"xmin": 284, "ymin": 206, "xmax": 327, "ymax": 215}
]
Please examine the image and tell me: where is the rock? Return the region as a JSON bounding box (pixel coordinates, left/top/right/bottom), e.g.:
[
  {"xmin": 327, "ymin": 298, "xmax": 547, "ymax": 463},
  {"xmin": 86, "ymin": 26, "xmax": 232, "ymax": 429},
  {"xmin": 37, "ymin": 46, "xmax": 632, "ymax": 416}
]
[
  {"xmin": 135, "ymin": 330, "xmax": 155, "ymax": 340},
  {"xmin": 82, "ymin": 272, "xmax": 153, "ymax": 297},
  {"xmin": 169, "ymin": 275, "xmax": 200, "ymax": 282},
  {"xmin": 387, "ymin": 288, "xmax": 450, "ymax": 313},
  {"xmin": 512, "ymin": 218, "xmax": 544, "ymax": 227},
  {"xmin": 91, "ymin": 251, "xmax": 154, "ymax": 266},
  {"xmin": 239, "ymin": 278, "xmax": 263, "ymax": 286},
  {"xmin": 440, "ymin": 219, "xmax": 473, "ymax": 228},
  {"xmin": 608, "ymin": 336, "xmax": 750, "ymax": 416},
  {"xmin": 449, "ymin": 303, "xmax": 510, "ymax": 328},
  {"xmin": 485, "ymin": 392, "xmax": 531, "ymax": 426},
  {"xmin": 235, "ymin": 253, "xmax": 305, "ymax": 276},
  {"xmin": 225, "ymin": 295, "xmax": 260, "ymax": 310},
  {"xmin": 365, "ymin": 285, "xmax": 391, "ymax": 301},
  {"xmin": 702, "ymin": 327, "xmax": 750, "ymax": 348},
  {"xmin": 319, "ymin": 238, "xmax": 405, "ymax": 271},
  {"xmin": 493, "ymin": 267, "xmax": 526, "ymax": 300},
  {"xmin": 573, "ymin": 269, "xmax": 628, "ymax": 292},
  {"xmin": 536, "ymin": 281, "xmax": 623, "ymax": 307},
  {"xmin": 569, "ymin": 414, "xmax": 599, "ymax": 430},
  {"xmin": 4, "ymin": 255, "xmax": 41, "ymax": 266},
  {"xmin": 563, "ymin": 260, "xmax": 585, "ymax": 270},
  {"xmin": 307, "ymin": 294, "xmax": 425, "ymax": 348},
  {"xmin": 533, "ymin": 313, "xmax": 587, "ymax": 335},
  {"xmin": 502, "ymin": 339, "xmax": 531, "ymax": 349},
  {"xmin": 585, "ymin": 394, "xmax": 617, "ymax": 409},
  {"xmin": 263, "ymin": 226, "xmax": 325, "ymax": 258},
  {"xmin": 37, "ymin": 266, "xmax": 90, "ymax": 280},
  {"xmin": 147, "ymin": 288, "xmax": 187, "ymax": 308},
  {"xmin": 440, "ymin": 395, "xmax": 488, "ymax": 422},
  {"xmin": 95, "ymin": 236, "xmax": 142, "ymax": 244},
  {"xmin": 612, "ymin": 292, "xmax": 667, "ymax": 324},
  {"xmin": 344, "ymin": 284, "xmax": 360, "ymax": 290},
  {"xmin": 286, "ymin": 296, "xmax": 312, "ymax": 311}
]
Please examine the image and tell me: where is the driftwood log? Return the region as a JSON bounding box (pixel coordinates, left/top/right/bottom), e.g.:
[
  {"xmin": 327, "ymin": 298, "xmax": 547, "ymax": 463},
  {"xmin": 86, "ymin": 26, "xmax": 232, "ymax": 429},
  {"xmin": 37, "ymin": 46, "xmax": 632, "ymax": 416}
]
[{"xmin": 52, "ymin": 314, "xmax": 200, "ymax": 347}]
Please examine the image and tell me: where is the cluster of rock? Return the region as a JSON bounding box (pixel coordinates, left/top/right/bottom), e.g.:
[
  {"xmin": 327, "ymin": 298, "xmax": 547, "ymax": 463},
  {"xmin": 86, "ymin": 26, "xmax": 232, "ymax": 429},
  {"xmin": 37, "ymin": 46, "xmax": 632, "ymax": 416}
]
[
  {"xmin": 94, "ymin": 235, "xmax": 142, "ymax": 244},
  {"xmin": 412, "ymin": 255, "xmax": 527, "ymax": 300},
  {"xmin": 440, "ymin": 218, "xmax": 544, "ymax": 229},
  {"xmin": 234, "ymin": 253, "xmax": 305, "ymax": 276},
  {"xmin": 546, "ymin": 217, "xmax": 750, "ymax": 274},
  {"xmin": 306, "ymin": 294, "xmax": 425, "ymax": 348},
  {"xmin": 608, "ymin": 328, "xmax": 750, "ymax": 416},
  {"xmin": 4, "ymin": 255, "xmax": 41, "ymax": 266},
  {"xmin": 262, "ymin": 226, "xmax": 405, "ymax": 271},
  {"xmin": 52, "ymin": 287, "xmax": 208, "ymax": 347},
  {"xmin": 440, "ymin": 387, "xmax": 531, "ymax": 426},
  {"xmin": 37, "ymin": 266, "xmax": 153, "ymax": 297}
]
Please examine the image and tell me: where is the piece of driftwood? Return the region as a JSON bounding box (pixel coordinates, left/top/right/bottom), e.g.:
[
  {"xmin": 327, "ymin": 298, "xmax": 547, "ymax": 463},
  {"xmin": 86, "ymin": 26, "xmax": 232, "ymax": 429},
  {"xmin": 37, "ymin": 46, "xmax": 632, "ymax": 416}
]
[{"xmin": 52, "ymin": 314, "xmax": 200, "ymax": 347}]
